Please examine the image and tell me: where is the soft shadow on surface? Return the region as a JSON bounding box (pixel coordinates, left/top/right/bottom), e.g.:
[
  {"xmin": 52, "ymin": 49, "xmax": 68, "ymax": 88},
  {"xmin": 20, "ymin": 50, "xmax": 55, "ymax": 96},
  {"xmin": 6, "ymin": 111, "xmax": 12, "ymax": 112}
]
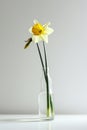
[
  {"xmin": 0, "ymin": 115, "xmax": 54, "ymax": 122},
  {"xmin": 0, "ymin": 115, "xmax": 53, "ymax": 130}
]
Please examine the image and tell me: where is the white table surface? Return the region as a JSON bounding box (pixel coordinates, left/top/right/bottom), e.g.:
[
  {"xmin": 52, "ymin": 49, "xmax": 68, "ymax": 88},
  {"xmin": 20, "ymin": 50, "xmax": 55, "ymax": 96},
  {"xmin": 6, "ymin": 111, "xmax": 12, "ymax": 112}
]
[{"xmin": 0, "ymin": 115, "xmax": 87, "ymax": 130}]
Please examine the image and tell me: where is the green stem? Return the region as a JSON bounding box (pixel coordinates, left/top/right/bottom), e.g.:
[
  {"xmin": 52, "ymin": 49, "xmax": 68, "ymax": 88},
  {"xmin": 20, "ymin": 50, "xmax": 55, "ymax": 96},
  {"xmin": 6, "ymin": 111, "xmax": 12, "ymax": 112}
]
[
  {"xmin": 45, "ymin": 75, "xmax": 50, "ymax": 117},
  {"xmin": 43, "ymin": 42, "xmax": 50, "ymax": 116},
  {"xmin": 36, "ymin": 42, "xmax": 53, "ymax": 117},
  {"xmin": 43, "ymin": 41, "xmax": 48, "ymax": 74},
  {"xmin": 36, "ymin": 43, "xmax": 46, "ymax": 80},
  {"xmin": 50, "ymin": 94, "xmax": 54, "ymax": 117}
]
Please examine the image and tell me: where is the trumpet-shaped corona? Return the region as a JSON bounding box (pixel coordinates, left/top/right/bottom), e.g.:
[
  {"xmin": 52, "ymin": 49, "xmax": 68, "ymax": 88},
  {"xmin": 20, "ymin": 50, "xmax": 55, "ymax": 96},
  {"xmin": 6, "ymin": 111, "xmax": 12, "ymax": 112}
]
[{"xmin": 29, "ymin": 20, "xmax": 54, "ymax": 43}]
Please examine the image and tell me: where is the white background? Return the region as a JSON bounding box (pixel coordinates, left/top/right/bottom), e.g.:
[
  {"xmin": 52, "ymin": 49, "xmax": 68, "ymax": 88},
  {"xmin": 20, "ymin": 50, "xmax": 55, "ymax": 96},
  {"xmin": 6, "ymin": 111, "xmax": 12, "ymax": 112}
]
[{"xmin": 0, "ymin": 0, "xmax": 87, "ymax": 114}]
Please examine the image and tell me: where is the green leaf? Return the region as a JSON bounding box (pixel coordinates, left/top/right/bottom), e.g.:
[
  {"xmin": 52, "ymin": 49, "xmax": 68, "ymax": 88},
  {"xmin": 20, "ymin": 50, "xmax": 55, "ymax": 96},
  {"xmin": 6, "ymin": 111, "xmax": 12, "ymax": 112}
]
[{"xmin": 24, "ymin": 37, "xmax": 32, "ymax": 49}]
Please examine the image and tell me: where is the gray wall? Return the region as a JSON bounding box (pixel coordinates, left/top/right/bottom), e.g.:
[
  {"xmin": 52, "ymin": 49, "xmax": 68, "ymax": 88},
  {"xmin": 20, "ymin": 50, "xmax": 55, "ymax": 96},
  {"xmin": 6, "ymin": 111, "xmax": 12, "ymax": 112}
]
[{"xmin": 0, "ymin": 0, "xmax": 87, "ymax": 114}]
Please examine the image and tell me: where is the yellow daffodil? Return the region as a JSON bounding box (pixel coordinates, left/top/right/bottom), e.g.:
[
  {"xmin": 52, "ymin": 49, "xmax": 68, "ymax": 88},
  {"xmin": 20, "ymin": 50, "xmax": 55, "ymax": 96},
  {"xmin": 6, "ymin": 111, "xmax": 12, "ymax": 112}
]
[
  {"xmin": 29, "ymin": 20, "xmax": 54, "ymax": 43},
  {"xmin": 24, "ymin": 19, "xmax": 55, "ymax": 119}
]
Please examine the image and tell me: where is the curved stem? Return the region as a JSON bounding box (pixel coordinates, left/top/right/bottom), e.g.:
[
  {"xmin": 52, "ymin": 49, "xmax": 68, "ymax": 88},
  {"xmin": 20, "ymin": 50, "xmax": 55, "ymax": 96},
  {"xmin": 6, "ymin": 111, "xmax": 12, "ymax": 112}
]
[
  {"xmin": 36, "ymin": 42, "xmax": 53, "ymax": 117},
  {"xmin": 36, "ymin": 43, "xmax": 46, "ymax": 79},
  {"xmin": 43, "ymin": 41, "xmax": 48, "ymax": 74},
  {"xmin": 43, "ymin": 42, "xmax": 50, "ymax": 116}
]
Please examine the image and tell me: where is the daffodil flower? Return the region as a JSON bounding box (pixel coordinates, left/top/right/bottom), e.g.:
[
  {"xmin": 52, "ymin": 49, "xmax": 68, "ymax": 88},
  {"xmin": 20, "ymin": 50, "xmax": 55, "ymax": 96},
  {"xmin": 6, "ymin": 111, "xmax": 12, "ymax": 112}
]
[
  {"xmin": 29, "ymin": 20, "xmax": 54, "ymax": 43},
  {"xmin": 24, "ymin": 20, "xmax": 54, "ymax": 119}
]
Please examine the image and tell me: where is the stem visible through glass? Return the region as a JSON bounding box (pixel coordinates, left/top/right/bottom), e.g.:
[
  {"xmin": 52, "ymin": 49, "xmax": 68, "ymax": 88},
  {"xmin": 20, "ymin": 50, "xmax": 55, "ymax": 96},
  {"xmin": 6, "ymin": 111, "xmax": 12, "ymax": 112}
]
[{"xmin": 36, "ymin": 42, "xmax": 54, "ymax": 118}]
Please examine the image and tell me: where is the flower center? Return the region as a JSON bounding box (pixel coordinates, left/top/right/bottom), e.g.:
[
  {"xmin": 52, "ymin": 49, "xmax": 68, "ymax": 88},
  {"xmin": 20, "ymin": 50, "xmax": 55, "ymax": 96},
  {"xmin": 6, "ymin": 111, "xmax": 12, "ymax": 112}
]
[{"xmin": 32, "ymin": 23, "xmax": 44, "ymax": 35}]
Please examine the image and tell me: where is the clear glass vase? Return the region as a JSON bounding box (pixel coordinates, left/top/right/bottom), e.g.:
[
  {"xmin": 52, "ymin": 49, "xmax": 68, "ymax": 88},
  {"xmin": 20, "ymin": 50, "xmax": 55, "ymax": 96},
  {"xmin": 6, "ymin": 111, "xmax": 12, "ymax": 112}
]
[{"xmin": 38, "ymin": 68, "xmax": 54, "ymax": 120}]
